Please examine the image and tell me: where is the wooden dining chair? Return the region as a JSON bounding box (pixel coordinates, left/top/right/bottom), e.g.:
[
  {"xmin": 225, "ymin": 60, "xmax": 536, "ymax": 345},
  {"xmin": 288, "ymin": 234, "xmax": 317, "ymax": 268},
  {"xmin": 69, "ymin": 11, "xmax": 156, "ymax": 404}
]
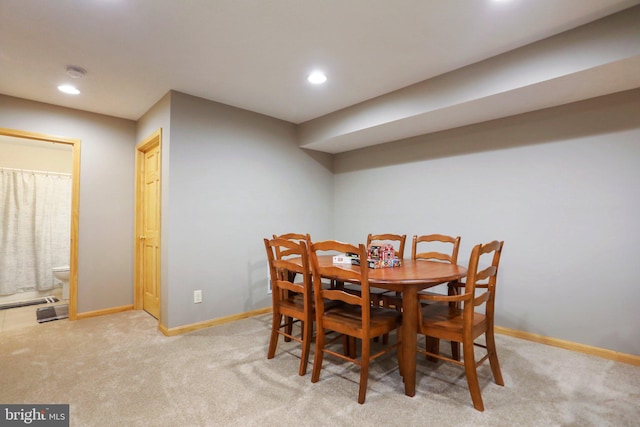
[
  {"xmin": 264, "ymin": 237, "xmax": 315, "ymax": 376},
  {"xmin": 342, "ymin": 233, "xmax": 407, "ymax": 307},
  {"xmin": 367, "ymin": 233, "xmax": 407, "ymax": 259},
  {"xmin": 309, "ymin": 240, "xmax": 402, "ymax": 404},
  {"xmin": 272, "ymin": 233, "xmax": 312, "ymax": 341},
  {"xmin": 383, "ymin": 234, "xmax": 461, "ymax": 303},
  {"xmin": 416, "ymin": 240, "xmax": 505, "ymax": 411},
  {"xmin": 381, "ymin": 234, "xmax": 461, "ymax": 356},
  {"xmin": 272, "ymin": 233, "xmax": 311, "ymax": 260},
  {"xmin": 412, "ymin": 233, "xmax": 461, "ymax": 266}
]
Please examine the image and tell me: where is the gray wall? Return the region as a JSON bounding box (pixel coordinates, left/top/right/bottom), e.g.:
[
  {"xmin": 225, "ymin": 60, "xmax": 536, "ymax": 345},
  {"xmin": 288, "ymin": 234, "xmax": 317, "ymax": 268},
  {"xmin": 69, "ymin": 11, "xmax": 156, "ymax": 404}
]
[
  {"xmin": 333, "ymin": 88, "xmax": 640, "ymax": 356},
  {"xmin": 3, "ymin": 89, "xmax": 639, "ymax": 356},
  {"xmin": 141, "ymin": 91, "xmax": 334, "ymax": 328},
  {"xmin": 0, "ymin": 94, "xmax": 137, "ymax": 312}
]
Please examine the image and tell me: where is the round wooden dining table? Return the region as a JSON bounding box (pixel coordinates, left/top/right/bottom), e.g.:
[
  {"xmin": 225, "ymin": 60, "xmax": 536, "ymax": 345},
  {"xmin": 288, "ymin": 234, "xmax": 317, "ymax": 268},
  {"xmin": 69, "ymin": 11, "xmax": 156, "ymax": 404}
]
[{"xmin": 314, "ymin": 255, "xmax": 467, "ymax": 397}]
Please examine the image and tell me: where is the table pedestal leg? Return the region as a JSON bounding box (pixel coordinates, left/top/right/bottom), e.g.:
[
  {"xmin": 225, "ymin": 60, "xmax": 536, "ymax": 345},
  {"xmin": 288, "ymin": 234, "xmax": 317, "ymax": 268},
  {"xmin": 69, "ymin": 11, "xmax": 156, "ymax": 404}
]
[{"xmin": 401, "ymin": 286, "xmax": 417, "ymax": 397}]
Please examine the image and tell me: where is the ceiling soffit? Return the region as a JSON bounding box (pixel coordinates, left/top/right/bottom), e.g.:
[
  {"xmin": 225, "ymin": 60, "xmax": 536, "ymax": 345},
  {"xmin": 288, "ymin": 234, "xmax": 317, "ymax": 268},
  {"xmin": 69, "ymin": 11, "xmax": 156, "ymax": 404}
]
[{"xmin": 298, "ymin": 7, "xmax": 640, "ymax": 154}]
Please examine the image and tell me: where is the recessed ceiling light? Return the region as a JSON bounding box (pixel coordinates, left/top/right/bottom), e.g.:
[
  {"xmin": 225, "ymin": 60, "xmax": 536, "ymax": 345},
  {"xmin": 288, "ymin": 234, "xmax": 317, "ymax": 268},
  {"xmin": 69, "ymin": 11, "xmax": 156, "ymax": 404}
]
[
  {"xmin": 308, "ymin": 71, "xmax": 327, "ymax": 84},
  {"xmin": 58, "ymin": 85, "xmax": 80, "ymax": 95}
]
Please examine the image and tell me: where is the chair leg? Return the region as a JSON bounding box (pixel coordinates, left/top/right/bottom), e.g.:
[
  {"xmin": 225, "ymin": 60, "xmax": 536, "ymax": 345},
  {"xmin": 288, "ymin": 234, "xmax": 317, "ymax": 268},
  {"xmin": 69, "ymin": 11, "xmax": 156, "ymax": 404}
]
[
  {"xmin": 462, "ymin": 342, "xmax": 484, "ymax": 412},
  {"xmin": 485, "ymin": 328, "xmax": 504, "ymax": 386},
  {"xmin": 342, "ymin": 334, "xmax": 350, "ymax": 356},
  {"xmin": 358, "ymin": 338, "xmax": 370, "ymax": 404},
  {"xmin": 447, "ymin": 282, "xmax": 461, "ymax": 361},
  {"xmin": 425, "ymin": 336, "xmax": 439, "ymax": 362},
  {"xmin": 451, "ymin": 342, "xmax": 460, "ymax": 361},
  {"xmin": 284, "ymin": 315, "xmax": 293, "ymax": 342},
  {"xmin": 348, "ymin": 336, "xmax": 357, "ymax": 358},
  {"xmin": 340, "ymin": 335, "xmax": 357, "ymax": 358},
  {"xmin": 267, "ymin": 312, "xmax": 282, "ymax": 359},
  {"xmin": 426, "ymin": 337, "xmax": 459, "ymax": 361},
  {"xmin": 299, "ymin": 319, "xmax": 313, "ymax": 376},
  {"xmin": 311, "ymin": 329, "xmax": 325, "ymax": 384}
]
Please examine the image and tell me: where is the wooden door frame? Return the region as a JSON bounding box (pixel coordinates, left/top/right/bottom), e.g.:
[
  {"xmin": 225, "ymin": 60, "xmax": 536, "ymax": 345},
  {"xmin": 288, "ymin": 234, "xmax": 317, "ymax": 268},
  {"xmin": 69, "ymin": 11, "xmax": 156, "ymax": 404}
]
[
  {"xmin": 134, "ymin": 129, "xmax": 162, "ymax": 319},
  {"xmin": 0, "ymin": 127, "xmax": 81, "ymax": 320}
]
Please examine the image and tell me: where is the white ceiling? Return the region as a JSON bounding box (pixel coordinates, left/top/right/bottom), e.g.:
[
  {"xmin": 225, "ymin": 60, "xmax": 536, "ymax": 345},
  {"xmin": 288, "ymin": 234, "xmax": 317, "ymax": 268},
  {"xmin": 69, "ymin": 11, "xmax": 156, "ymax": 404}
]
[{"xmin": 2, "ymin": 0, "xmax": 639, "ymax": 153}]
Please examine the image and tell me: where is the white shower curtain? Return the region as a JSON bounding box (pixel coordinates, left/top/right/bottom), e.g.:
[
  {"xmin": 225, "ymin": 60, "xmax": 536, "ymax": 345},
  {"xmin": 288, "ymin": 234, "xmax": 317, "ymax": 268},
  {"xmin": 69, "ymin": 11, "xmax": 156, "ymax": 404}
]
[{"xmin": 0, "ymin": 169, "xmax": 72, "ymax": 295}]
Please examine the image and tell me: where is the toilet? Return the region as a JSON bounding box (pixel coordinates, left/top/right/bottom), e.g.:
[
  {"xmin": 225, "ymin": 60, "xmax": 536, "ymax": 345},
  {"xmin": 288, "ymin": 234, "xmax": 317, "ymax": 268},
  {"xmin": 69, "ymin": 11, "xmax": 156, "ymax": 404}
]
[{"xmin": 52, "ymin": 266, "xmax": 70, "ymax": 300}]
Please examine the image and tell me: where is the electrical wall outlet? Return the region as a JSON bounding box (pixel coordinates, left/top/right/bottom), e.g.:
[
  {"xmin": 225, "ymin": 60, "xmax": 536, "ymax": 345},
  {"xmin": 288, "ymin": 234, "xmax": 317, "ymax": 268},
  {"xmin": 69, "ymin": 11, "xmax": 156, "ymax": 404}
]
[{"xmin": 193, "ymin": 290, "xmax": 202, "ymax": 303}]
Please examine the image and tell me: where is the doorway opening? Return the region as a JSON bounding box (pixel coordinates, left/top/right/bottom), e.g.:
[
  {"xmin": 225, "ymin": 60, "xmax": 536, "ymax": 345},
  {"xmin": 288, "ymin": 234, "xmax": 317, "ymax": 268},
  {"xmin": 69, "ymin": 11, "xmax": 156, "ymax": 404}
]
[{"xmin": 0, "ymin": 127, "xmax": 81, "ymax": 320}]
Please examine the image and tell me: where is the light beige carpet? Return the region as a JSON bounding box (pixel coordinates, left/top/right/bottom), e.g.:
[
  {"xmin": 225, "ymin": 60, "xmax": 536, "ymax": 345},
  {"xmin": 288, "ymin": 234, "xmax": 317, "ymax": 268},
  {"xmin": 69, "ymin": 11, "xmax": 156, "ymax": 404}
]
[{"xmin": 1, "ymin": 310, "xmax": 638, "ymax": 426}]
